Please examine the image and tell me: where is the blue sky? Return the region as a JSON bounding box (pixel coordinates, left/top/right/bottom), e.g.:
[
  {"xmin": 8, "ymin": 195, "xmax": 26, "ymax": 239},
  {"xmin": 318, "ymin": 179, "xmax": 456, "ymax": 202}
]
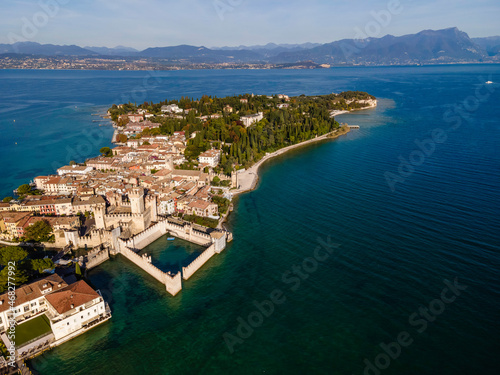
[{"xmin": 1, "ymin": 0, "xmax": 499, "ymax": 49}]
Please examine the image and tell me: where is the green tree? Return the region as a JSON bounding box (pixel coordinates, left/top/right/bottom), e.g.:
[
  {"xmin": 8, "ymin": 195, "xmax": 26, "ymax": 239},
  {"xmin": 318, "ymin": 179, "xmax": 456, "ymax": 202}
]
[
  {"xmin": 31, "ymin": 258, "xmax": 55, "ymax": 273},
  {"xmin": 17, "ymin": 184, "xmax": 32, "ymax": 196},
  {"xmin": 0, "ymin": 264, "xmax": 28, "ymax": 292},
  {"xmin": 211, "ymin": 176, "xmax": 221, "ymax": 186},
  {"xmin": 0, "ymin": 246, "xmax": 28, "ymax": 266},
  {"xmin": 2, "ymin": 197, "xmax": 13, "ymax": 203},
  {"xmin": 117, "ymin": 133, "xmax": 128, "ymax": 143},
  {"xmin": 99, "ymin": 147, "xmax": 113, "ymax": 157},
  {"xmin": 75, "ymin": 262, "xmax": 82, "ymax": 277},
  {"xmin": 24, "ymin": 220, "xmax": 54, "ymax": 243}
]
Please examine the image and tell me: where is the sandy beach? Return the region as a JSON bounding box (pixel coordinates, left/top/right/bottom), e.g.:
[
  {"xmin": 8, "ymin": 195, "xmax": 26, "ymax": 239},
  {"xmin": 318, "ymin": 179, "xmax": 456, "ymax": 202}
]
[{"xmin": 232, "ymin": 125, "xmax": 351, "ymax": 196}]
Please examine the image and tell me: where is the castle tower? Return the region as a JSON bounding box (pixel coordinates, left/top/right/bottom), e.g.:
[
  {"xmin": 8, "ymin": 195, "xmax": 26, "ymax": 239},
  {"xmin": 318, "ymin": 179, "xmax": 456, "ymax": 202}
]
[
  {"xmin": 94, "ymin": 205, "xmax": 106, "ymax": 230},
  {"xmin": 146, "ymin": 194, "xmax": 158, "ymax": 222},
  {"xmin": 130, "ymin": 187, "xmax": 145, "ymax": 215}
]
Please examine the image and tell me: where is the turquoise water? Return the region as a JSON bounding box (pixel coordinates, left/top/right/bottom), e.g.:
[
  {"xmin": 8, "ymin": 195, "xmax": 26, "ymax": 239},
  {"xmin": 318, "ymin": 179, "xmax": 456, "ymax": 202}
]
[
  {"xmin": 0, "ymin": 66, "xmax": 499, "ymax": 374},
  {"xmin": 138, "ymin": 236, "xmax": 205, "ymax": 273}
]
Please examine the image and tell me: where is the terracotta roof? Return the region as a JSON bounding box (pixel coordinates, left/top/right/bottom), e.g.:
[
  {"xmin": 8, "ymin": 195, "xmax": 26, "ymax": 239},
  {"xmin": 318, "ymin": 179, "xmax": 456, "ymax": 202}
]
[
  {"xmin": 44, "ymin": 280, "xmax": 100, "ymax": 315},
  {"xmin": 188, "ymin": 199, "xmax": 212, "ymax": 210},
  {"xmin": 0, "ymin": 211, "xmax": 31, "ymax": 223},
  {"xmin": 0, "ymin": 274, "xmax": 67, "ymax": 313}
]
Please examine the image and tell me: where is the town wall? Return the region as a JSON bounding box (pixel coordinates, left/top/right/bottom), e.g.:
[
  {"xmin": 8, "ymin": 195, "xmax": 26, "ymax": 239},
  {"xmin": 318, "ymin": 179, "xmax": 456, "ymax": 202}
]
[
  {"xmin": 182, "ymin": 243, "xmax": 217, "ymax": 280},
  {"xmin": 84, "ymin": 246, "xmax": 110, "ymax": 270}
]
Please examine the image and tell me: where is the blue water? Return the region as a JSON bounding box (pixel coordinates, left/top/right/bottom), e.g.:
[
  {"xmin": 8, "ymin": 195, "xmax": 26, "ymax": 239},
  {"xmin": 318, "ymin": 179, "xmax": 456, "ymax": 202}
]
[{"xmin": 1, "ymin": 66, "xmax": 499, "ymax": 374}]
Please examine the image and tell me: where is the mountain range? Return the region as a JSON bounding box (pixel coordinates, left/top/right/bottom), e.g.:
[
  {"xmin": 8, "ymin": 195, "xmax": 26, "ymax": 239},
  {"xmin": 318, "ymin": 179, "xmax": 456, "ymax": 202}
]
[{"xmin": 1, "ymin": 28, "xmax": 498, "ymax": 66}]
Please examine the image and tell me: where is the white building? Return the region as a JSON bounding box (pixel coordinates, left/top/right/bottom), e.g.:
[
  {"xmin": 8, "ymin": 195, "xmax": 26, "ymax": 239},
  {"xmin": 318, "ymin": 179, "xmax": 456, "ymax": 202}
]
[
  {"xmin": 0, "ymin": 274, "xmax": 68, "ymax": 332},
  {"xmin": 158, "ymin": 198, "xmax": 176, "ymax": 215},
  {"xmin": 240, "ymin": 112, "xmax": 264, "ymax": 127},
  {"xmin": 57, "ymin": 165, "xmax": 94, "ymax": 176},
  {"xmin": 198, "ymin": 149, "xmax": 221, "ymax": 167},
  {"xmin": 45, "ymin": 280, "xmax": 109, "ymax": 341},
  {"xmin": 161, "ymin": 104, "xmax": 183, "ymax": 114}
]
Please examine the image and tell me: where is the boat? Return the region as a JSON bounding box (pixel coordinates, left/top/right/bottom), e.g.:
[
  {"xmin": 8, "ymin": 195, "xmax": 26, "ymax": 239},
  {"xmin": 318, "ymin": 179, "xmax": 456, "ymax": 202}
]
[
  {"xmin": 167, "ymin": 237, "xmax": 175, "ymax": 241},
  {"xmin": 486, "ymin": 81, "xmax": 493, "ymax": 84}
]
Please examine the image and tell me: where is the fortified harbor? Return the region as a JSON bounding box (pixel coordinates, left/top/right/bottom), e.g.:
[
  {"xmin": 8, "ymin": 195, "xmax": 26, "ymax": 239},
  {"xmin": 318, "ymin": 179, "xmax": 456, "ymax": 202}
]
[{"xmin": 66, "ymin": 187, "xmax": 232, "ymax": 297}]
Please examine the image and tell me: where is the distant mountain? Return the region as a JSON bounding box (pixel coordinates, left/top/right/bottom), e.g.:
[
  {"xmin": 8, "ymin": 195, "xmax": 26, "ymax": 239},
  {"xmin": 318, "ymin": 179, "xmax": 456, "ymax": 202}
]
[
  {"xmin": 84, "ymin": 45, "xmax": 139, "ymax": 56},
  {"xmin": 271, "ymin": 28, "xmax": 488, "ymax": 65},
  {"xmin": 472, "ymin": 36, "xmax": 500, "ymax": 56},
  {"xmin": 213, "ymin": 42, "xmax": 321, "ymax": 51},
  {"xmin": 0, "ymin": 28, "xmax": 498, "ymax": 66},
  {"xmin": 137, "ymin": 45, "xmax": 263, "ymax": 63},
  {"xmin": 212, "ymin": 42, "xmax": 323, "ymax": 59},
  {"xmin": 0, "ymin": 42, "xmax": 95, "ymax": 56}
]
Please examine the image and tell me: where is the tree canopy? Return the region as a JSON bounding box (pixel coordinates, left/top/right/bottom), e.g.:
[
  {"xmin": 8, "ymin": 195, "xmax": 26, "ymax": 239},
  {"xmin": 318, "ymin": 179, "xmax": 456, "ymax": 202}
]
[
  {"xmin": 23, "ymin": 220, "xmax": 54, "ymax": 243},
  {"xmin": 99, "ymin": 147, "xmax": 113, "ymax": 157},
  {"xmin": 31, "ymin": 258, "xmax": 55, "ymax": 273},
  {"xmin": 0, "ymin": 246, "xmax": 28, "ymax": 265},
  {"xmin": 0, "ymin": 264, "xmax": 28, "ymax": 292},
  {"xmin": 108, "ymin": 91, "xmax": 375, "ymax": 173}
]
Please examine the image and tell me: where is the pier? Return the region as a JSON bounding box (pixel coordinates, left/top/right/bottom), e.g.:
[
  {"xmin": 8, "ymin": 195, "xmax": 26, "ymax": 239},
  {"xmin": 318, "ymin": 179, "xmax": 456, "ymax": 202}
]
[{"xmin": 348, "ymin": 125, "xmax": 360, "ymax": 129}]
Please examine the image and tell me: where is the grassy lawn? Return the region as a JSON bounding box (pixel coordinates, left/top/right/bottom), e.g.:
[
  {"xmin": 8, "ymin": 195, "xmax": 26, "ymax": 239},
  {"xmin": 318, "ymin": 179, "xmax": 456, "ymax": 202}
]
[{"xmin": 14, "ymin": 314, "xmax": 52, "ymax": 347}]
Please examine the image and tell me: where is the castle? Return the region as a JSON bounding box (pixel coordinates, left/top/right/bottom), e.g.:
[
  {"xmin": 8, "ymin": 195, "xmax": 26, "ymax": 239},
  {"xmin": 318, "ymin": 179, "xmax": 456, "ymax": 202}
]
[{"xmin": 61, "ymin": 187, "xmax": 230, "ymax": 297}]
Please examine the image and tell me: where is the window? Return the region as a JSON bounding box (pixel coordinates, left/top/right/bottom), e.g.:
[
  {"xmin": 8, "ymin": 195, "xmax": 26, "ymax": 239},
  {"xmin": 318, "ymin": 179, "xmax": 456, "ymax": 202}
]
[
  {"xmin": 67, "ymin": 322, "xmax": 69, "ymax": 325},
  {"xmin": 31, "ymin": 302, "xmax": 37, "ymax": 307},
  {"xmin": 24, "ymin": 306, "xmax": 29, "ymax": 312}
]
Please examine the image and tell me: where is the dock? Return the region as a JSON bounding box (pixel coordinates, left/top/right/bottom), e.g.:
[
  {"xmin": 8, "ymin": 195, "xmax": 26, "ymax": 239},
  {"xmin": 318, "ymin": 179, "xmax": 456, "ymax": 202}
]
[{"xmin": 348, "ymin": 125, "xmax": 360, "ymax": 129}]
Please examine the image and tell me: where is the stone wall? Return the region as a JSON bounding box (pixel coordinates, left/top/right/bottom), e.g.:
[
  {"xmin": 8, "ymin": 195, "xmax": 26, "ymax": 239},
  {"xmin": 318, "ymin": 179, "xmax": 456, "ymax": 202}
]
[
  {"xmin": 119, "ymin": 245, "xmax": 166, "ymax": 283},
  {"xmin": 116, "ymin": 218, "xmax": 227, "ymax": 296},
  {"xmin": 182, "ymin": 244, "xmax": 217, "ymax": 280},
  {"xmin": 122, "ymin": 220, "xmax": 167, "ymax": 249},
  {"xmin": 84, "ymin": 246, "xmax": 110, "ymax": 270}
]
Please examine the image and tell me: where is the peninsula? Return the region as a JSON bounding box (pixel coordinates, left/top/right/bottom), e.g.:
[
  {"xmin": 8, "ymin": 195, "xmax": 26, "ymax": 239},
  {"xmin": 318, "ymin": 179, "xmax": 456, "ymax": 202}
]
[{"xmin": 0, "ymin": 91, "xmax": 375, "ymax": 370}]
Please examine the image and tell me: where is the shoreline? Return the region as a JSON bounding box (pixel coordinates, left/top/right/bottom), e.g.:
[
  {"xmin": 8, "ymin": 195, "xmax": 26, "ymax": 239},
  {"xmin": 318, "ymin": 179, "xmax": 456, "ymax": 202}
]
[{"xmin": 232, "ymin": 125, "xmax": 351, "ymax": 196}]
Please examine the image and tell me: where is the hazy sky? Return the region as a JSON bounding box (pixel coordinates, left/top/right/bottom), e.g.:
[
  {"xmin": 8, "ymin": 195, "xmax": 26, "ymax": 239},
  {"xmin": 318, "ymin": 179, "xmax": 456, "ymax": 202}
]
[{"xmin": 1, "ymin": 0, "xmax": 499, "ymax": 49}]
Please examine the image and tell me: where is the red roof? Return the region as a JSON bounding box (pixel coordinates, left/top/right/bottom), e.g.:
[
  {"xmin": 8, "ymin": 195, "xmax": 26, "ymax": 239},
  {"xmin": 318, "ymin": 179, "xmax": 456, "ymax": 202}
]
[{"xmin": 45, "ymin": 280, "xmax": 100, "ymax": 314}]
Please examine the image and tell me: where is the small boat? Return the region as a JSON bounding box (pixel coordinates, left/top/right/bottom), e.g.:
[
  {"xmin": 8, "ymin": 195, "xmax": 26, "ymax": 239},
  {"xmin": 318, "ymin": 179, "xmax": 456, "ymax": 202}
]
[
  {"xmin": 486, "ymin": 81, "xmax": 493, "ymax": 84},
  {"xmin": 167, "ymin": 237, "xmax": 175, "ymax": 241}
]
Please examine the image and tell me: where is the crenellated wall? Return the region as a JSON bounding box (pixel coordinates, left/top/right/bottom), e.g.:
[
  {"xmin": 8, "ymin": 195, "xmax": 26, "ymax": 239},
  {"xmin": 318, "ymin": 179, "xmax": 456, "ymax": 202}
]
[
  {"xmin": 118, "ymin": 239, "xmax": 182, "ymax": 296},
  {"xmin": 182, "ymin": 243, "xmax": 217, "ymax": 280},
  {"xmin": 84, "ymin": 246, "xmax": 110, "ymax": 270},
  {"xmin": 116, "ymin": 218, "xmax": 228, "ymax": 296}
]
